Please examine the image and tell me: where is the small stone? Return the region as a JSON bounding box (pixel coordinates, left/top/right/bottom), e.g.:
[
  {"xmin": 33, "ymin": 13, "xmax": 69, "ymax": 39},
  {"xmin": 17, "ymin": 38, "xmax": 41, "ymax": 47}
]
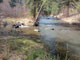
[{"xmin": 51, "ymin": 28, "xmax": 54, "ymax": 30}]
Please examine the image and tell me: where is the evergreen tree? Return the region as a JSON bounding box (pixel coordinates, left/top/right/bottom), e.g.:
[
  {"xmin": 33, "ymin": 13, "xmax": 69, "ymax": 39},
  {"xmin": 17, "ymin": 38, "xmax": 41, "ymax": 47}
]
[
  {"xmin": 0, "ymin": 0, "xmax": 3, "ymax": 3},
  {"xmin": 9, "ymin": 0, "xmax": 16, "ymax": 8},
  {"xmin": 25, "ymin": 0, "xmax": 42, "ymax": 19},
  {"xmin": 25, "ymin": 0, "xmax": 80, "ymax": 17}
]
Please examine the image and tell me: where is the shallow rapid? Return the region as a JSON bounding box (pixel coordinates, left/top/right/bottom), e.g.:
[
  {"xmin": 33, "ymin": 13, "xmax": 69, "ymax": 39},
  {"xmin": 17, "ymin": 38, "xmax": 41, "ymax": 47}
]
[{"xmin": 38, "ymin": 16, "xmax": 80, "ymax": 57}]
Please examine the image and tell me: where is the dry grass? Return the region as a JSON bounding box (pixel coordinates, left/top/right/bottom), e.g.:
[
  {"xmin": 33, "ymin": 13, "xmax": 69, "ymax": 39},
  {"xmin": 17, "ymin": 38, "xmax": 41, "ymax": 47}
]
[{"xmin": 1, "ymin": 17, "xmax": 34, "ymax": 26}]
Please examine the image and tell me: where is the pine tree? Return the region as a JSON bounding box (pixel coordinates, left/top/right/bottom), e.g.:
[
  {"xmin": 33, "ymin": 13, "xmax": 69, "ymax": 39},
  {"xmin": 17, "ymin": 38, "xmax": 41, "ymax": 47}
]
[
  {"xmin": 9, "ymin": 0, "xmax": 16, "ymax": 8},
  {"xmin": 0, "ymin": 0, "xmax": 3, "ymax": 3}
]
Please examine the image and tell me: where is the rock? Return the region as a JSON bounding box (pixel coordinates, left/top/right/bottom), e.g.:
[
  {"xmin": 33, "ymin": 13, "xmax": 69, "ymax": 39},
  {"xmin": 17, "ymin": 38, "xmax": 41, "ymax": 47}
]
[
  {"xmin": 51, "ymin": 28, "xmax": 54, "ymax": 30},
  {"xmin": 34, "ymin": 29, "xmax": 39, "ymax": 32}
]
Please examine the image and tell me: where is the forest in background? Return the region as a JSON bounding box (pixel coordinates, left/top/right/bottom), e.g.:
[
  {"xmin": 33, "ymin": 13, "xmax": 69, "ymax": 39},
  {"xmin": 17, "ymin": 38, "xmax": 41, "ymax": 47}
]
[
  {"xmin": 0, "ymin": 0, "xmax": 80, "ymax": 18},
  {"xmin": 0, "ymin": 0, "xmax": 80, "ymax": 25}
]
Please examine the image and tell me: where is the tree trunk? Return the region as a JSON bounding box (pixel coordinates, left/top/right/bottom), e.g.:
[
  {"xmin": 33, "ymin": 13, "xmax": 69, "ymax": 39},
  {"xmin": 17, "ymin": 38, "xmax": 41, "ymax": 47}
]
[
  {"xmin": 66, "ymin": 0, "xmax": 69, "ymax": 17},
  {"xmin": 33, "ymin": 0, "xmax": 36, "ymax": 19},
  {"xmin": 33, "ymin": 6, "xmax": 36, "ymax": 19},
  {"xmin": 63, "ymin": 0, "xmax": 69, "ymax": 17},
  {"xmin": 63, "ymin": 6, "xmax": 69, "ymax": 17}
]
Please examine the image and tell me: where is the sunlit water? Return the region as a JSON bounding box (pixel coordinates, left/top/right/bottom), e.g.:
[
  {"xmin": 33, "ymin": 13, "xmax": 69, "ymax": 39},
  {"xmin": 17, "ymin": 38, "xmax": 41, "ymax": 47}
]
[{"xmin": 38, "ymin": 16, "xmax": 80, "ymax": 58}]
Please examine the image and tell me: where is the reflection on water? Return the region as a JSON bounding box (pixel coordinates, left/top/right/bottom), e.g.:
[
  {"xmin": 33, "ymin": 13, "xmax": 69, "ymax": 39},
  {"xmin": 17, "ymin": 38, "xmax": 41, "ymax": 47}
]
[{"xmin": 38, "ymin": 16, "xmax": 80, "ymax": 59}]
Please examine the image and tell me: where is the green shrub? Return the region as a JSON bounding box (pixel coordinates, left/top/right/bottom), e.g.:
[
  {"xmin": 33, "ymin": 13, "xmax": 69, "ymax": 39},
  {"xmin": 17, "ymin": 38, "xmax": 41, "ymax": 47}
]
[{"xmin": 27, "ymin": 50, "xmax": 53, "ymax": 60}]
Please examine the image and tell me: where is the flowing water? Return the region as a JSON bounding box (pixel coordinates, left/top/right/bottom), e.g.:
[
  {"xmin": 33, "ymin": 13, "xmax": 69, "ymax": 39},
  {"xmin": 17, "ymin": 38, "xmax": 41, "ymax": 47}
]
[{"xmin": 38, "ymin": 16, "xmax": 80, "ymax": 59}]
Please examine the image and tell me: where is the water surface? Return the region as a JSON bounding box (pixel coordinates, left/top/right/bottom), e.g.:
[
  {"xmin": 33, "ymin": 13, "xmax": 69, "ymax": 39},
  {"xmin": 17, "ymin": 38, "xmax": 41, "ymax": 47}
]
[{"xmin": 38, "ymin": 16, "xmax": 80, "ymax": 58}]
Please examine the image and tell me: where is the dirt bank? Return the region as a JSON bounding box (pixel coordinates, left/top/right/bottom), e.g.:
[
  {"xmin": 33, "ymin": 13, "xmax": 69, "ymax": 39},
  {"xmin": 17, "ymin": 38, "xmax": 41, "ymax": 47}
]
[{"xmin": 61, "ymin": 14, "xmax": 80, "ymax": 24}]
